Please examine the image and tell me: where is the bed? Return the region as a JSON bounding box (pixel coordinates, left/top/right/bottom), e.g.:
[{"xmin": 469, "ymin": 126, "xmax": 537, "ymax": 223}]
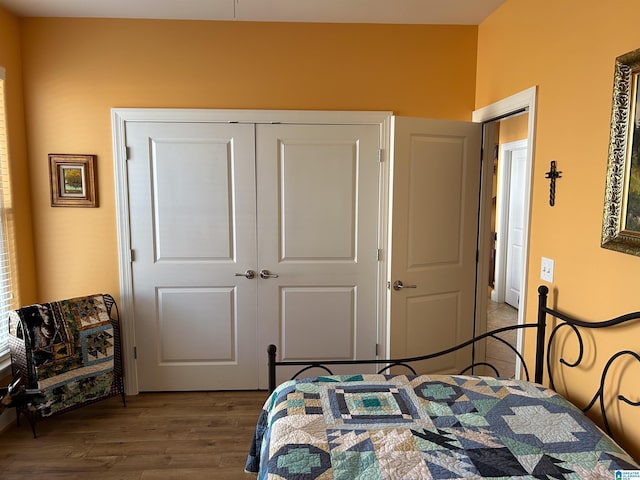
[{"xmin": 245, "ymin": 286, "xmax": 640, "ymax": 478}]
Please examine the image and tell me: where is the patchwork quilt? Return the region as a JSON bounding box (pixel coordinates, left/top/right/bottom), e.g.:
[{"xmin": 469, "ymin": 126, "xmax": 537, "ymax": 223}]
[
  {"xmin": 8, "ymin": 294, "xmax": 116, "ymax": 417},
  {"xmin": 245, "ymin": 374, "xmax": 639, "ymax": 479}
]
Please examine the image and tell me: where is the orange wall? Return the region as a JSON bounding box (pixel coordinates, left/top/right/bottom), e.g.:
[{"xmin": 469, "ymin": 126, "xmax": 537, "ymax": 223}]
[
  {"xmin": 18, "ymin": 18, "xmax": 478, "ymax": 303},
  {"xmin": 0, "ymin": 7, "xmax": 36, "ymax": 306},
  {"xmin": 11, "ymin": 3, "xmax": 639, "ymax": 458},
  {"xmin": 477, "ymin": 0, "xmax": 640, "ymax": 458},
  {"xmin": 498, "ymin": 112, "xmax": 527, "ymax": 145}
]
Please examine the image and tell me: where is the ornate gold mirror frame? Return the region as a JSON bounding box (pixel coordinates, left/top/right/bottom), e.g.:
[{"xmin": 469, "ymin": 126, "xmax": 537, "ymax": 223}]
[{"xmin": 602, "ymin": 47, "xmax": 640, "ymax": 256}]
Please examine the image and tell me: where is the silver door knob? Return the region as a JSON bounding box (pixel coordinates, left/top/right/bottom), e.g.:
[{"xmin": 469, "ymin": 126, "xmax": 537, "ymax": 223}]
[
  {"xmin": 393, "ymin": 280, "xmax": 417, "ymax": 291},
  {"xmin": 235, "ymin": 270, "xmax": 256, "ymax": 279},
  {"xmin": 259, "ymin": 269, "xmax": 279, "ymax": 279}
]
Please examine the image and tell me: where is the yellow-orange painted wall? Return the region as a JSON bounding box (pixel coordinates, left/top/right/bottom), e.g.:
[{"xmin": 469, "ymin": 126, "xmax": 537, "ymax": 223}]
[
  {"xmin": 498, "ymin": 112, "xmax": 527, "ymax": 145},
  {"xmin": 7, "ymin": 2, "xmax": 639, "ymax": 459},
  {"xmin": 18, "ymin": 18, "xmax": 478, "ymax": 302},
  {"xmin": 0, "ymin": 7, "xmax": 36, "ymax": 306},
  {"xmin": 477, "ymin": 0, "xmax": 640, "ymax": 458}
]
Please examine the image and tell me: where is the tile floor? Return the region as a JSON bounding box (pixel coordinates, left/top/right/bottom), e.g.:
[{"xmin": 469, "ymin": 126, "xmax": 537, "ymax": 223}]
[{"xmin": 486, "ymin": 300, "xmax": 518, "ymax": 377}]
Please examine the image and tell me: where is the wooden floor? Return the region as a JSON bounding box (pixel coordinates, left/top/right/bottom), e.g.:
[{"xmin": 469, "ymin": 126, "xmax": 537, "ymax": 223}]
[{"xmin": 0, "ymin": 390, "xmax": 269, "ymax": 479}]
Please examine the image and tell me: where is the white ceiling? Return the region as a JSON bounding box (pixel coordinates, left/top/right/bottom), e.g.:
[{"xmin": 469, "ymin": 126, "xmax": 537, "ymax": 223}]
[{"xmin": 0, "ymin": 0, "xmax": 505, "ymax": 25}]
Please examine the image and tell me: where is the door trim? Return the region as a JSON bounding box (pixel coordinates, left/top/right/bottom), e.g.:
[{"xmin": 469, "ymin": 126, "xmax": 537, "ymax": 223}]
[
  {"xmin": 472, "ymin": 86, "xmax": 537, "ymax": 378},
  {"xmin": 111, "ymin": 108, "xmax": 392, "ymax": 394}
]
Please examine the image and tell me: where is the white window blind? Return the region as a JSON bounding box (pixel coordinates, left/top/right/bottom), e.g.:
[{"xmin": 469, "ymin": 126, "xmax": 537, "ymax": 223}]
[{"xmin": 0, "ymin": 67, "xmax": 16, "ymax": 359}]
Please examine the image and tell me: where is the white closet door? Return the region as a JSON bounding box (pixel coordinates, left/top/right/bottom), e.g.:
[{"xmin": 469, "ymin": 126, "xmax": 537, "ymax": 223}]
[
  {"xmin": 256, "ymin": 124, "xmax": 381, "ymax": 387},
  {"xmin": 127, "ymin": 122, "xmax": 259, "ymax": 390},
  {"xmin": 125, "ymin": 120, "xmax": 382, "ymax": 391}
]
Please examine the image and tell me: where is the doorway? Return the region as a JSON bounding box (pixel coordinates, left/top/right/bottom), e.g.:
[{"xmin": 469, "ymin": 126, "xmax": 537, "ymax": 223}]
[
  {"xmin": 473, "ymin": 87, "xmax": 537, "ymax": 379},
  {"xmin": 486, "ymin": 117, "xmax": 528, "ymax": 377}
]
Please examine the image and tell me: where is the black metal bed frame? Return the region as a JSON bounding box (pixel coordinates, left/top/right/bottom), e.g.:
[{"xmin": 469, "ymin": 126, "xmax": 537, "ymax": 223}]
[
  {"xmin": 268, "ymin": 285, "xmax": 640, "ymax": 437},
  {"xmin": 537, "ymin": 286, "xmax": 640, "ymax": 436}
]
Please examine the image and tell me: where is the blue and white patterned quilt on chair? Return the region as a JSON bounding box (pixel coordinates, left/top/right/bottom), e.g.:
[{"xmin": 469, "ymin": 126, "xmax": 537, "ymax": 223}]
[
  {"xmin": 8, "ymin": 294, "xmax": 116, "ymax": 417},
  {"xmin": 245, "ymin": 374, "xmax": 639, "ymax": 479}
]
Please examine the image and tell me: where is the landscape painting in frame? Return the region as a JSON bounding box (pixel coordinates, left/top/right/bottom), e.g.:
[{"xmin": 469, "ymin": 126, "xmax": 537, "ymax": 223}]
[
  {"xmin": 602, "ymin": 47, "xmax": 640, "ymax": 256},
  {"xmin": 49, "ymin": 154, "xmax": 98, "ymax": 207},
  {"xmin": 627, "ymin": 73, "xmax": 640, "ymax": 233}
]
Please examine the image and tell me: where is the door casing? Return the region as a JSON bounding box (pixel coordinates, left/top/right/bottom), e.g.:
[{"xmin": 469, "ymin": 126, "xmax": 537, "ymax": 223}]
[{"xmin": 472, "ymin": 86, "xmax": 538, "ymax": 378}]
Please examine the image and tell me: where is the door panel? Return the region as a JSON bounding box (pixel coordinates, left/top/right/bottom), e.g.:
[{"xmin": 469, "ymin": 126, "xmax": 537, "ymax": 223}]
[
  {"xmin": 390, "ymin": 117, "xmax": 482, "ymax": 374},
  {"xmin": 408, "ymin": 136, "xmax": 464, "ymax": 265},
  {"xmin": 127, "ymin": 122, "xmax": 258, "ymax": 391},
  {"xmin": 405, "ymin": 293, "xmax": 459, "ymax": 372},
  {"xmin": 281, "ymin": 286, "xmax": 355, "ymax": 360},
  {"xmin": 280, "ymin": 141, "xmax": 357, "ymax": 259},
  {"xmin": 152, "ymin": 139, "xmax": 236, "ymax": 260},
  {"xmin": 256, "ymin": 124, "xmax": 380, "ymax": 387},
  {"xmin": 156, "ymin": 287, "xmax": 235, "ymax": 362}
]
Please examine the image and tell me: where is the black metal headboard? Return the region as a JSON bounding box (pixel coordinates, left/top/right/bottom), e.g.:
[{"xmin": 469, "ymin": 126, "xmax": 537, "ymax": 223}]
[
  {"xmin": 536, "ymin": 285, "xmax": 640, "ymax": 435},
  {"xmin": 268, "ymin": 291, "xmax": 547, "ymax": 392},
  {"xmin": 268, "ymin": 285, "xmax": 640, "ymax": 437}
]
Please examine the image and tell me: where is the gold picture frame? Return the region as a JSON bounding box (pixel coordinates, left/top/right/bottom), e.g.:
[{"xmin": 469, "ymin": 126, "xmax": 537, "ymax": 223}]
[
  {"xmin": 602, "ymin": 48, "xmax": 640, "ymax": 256},
  {"xmin": 49, "ymin": 154, "xmax": 98, "ymax": 207}
]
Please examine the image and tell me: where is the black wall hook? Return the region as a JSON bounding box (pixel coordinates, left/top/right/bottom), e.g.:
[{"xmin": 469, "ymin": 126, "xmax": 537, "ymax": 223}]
[{"xmin": 545, "ymin": 160, "xmax": 562, "ymax": 206}]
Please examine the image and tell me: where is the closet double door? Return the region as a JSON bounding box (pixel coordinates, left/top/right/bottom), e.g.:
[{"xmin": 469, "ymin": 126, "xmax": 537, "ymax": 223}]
[{"xmin": 126, "ymin": 121, "xmax": 381, "ymax": 391}]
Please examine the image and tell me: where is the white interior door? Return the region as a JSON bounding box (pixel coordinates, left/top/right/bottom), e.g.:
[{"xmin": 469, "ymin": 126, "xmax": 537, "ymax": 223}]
[
  {"xmin": 499, "ymin": 140, "xmax": 527, "ymax": 309},
  {"xmin": 125, "ymin": 120, "xmax": 382, "ymax": 391},
  {"xmin": 389, "ymin": 116, "xmax": 482, "ymax": 374},
  {"xmin": 127, "ymin": 122, "xmax": 259, "ymax": 390},
  {"xmin": 256, "ymin": 124, "xmax": 381, "ymax": 387}
]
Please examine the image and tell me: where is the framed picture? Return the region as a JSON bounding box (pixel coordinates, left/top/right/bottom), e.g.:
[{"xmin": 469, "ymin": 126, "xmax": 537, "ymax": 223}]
[
  {"xmin": 602, "ymin": 48, "xmax": 640, "ymax": 256},
  {"xmin": 49, "ymin": 154, "xmax": 98, "ymax": 207}
]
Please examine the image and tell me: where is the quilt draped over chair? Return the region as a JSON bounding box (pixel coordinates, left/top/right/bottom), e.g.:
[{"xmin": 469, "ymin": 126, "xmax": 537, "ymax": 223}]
[{"xmin": 8, "ymin": 294, "xmax": 125, "ymax": 435}]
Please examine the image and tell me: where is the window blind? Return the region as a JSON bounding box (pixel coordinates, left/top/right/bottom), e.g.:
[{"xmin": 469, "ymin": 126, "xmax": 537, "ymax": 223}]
[{"xmin": 0, "ymin": 67, "xmax": 16, "ymax": 358}]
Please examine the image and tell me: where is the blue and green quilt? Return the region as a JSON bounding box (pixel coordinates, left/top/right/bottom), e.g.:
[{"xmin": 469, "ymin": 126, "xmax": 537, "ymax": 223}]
[
  {"xmin": 8, "ymin": 294, "xmax": 116, "ymax": 417},
  {"xmin": 245, "ymin": 374, "xmax": 639, "ymax": 479}
]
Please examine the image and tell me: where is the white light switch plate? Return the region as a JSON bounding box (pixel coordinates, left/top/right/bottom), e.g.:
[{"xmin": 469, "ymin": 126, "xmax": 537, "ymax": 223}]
[{"xmin": 541, "ymin": 257, "xmax": 554, "ymax": 283}]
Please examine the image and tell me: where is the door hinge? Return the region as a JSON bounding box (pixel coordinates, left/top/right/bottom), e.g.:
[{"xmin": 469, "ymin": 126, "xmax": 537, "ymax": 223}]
[
  {"xmin": 130, "ymin": 249, "xmax": 135, "ymax": 262},
  {"xmin": 378, "ymin": 149, "xmax": 384, "ymax": 163},
  {"xmin": 377, "ymin": 248, "xmax": 383, "ymax": 261},
  {"xmin": 125, "ymin": 146, "xmax": 132, "ymax": 160},
  {"xmin": 375, "ymin": 343, "xmax": 379, "ymax": 356},
  {"xmin": 133, "ymin": 346, "xmax": 137, "ymax": 359}
]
